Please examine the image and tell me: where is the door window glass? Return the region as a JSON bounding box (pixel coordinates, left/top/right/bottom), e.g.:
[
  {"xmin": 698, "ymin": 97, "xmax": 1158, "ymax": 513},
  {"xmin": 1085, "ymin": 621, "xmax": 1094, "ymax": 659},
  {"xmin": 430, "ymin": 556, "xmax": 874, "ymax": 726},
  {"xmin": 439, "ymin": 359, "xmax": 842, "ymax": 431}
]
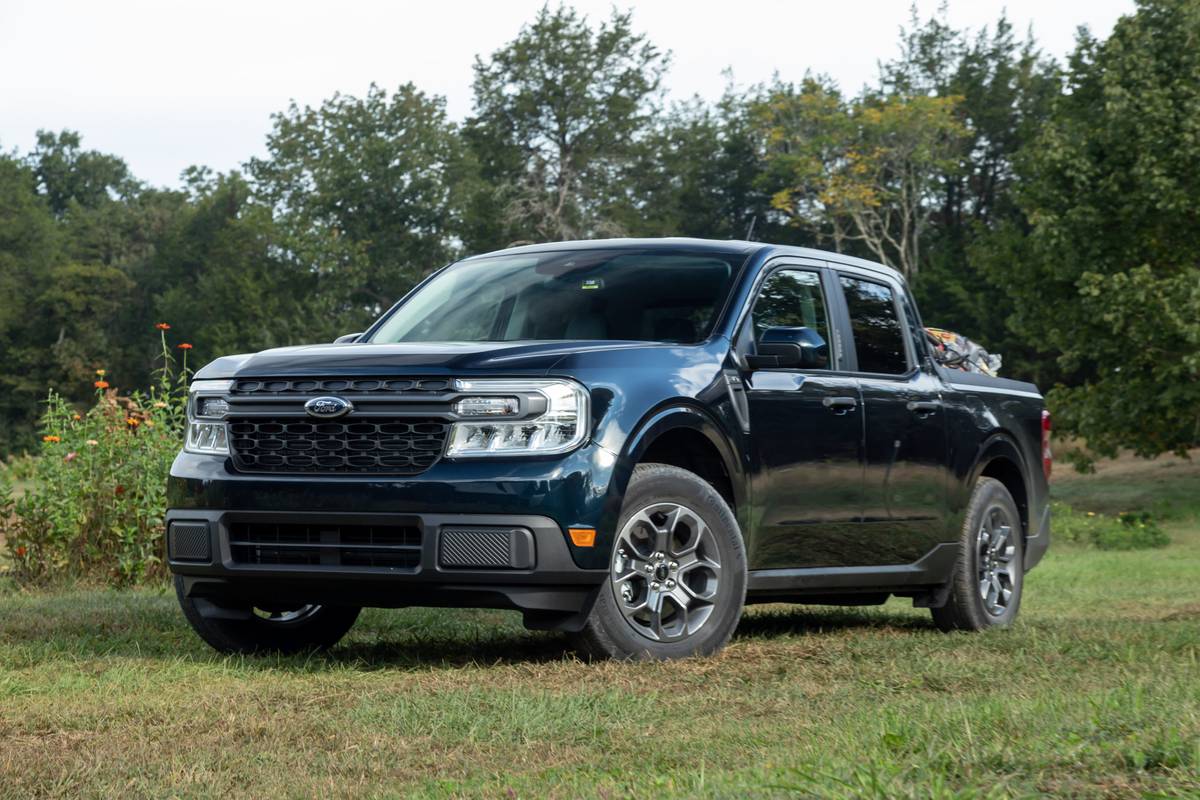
[
  {"xmin": 750, "ymin": 269, "xmax": 832, "ymax": 368},
  {"xmin": 839, "ymin": 277, "xmax": 909, "ymax": 374}
]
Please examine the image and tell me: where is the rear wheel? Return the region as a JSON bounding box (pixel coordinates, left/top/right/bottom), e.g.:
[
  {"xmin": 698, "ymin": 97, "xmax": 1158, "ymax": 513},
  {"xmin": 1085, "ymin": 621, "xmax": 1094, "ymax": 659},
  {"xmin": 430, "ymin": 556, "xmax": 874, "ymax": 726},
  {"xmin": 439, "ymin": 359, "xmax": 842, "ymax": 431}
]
[
  {"xmin": 574, "ymin": 463, "xmax": 747, "ymax": 660},
  {"xmin": 175, "ymin": 576, "xmax": 361, "ymax": 654},
  {"xmin": 931, "ymin": 477, "xmax": 1024, "ymax": 632}
]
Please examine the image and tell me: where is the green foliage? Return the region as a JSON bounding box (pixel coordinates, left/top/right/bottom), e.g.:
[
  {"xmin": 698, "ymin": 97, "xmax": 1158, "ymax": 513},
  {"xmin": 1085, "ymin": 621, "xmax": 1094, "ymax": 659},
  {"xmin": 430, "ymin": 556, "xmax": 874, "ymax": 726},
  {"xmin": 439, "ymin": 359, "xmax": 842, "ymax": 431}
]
[
  {"xmin": 249, "ymin": 83, "xmax": 463, "ymax": 326},
  {"xmin": 990, "ymin": 0, "xmax": 1200, "ymax": 459},
  {"xmin": 1051, "ymin": 501, "xmax": 1170, "ymax": 550},
  {"xmin": 0, "ymin": 332, "xmax": 187, "ymax": 585},
  {"xmin": 1, "ymin": 1, "xmax": 1198, "ymax": 467},
  {"xmin": 465, "ymin": 5, "xmax": 668, "ymax": 246}
]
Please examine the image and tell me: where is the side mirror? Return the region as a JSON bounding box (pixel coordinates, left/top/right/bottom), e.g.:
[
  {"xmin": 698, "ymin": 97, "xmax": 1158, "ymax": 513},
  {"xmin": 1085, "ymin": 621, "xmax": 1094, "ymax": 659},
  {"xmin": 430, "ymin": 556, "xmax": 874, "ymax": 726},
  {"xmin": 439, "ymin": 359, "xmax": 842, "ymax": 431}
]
[
  {"xmin": 334, "ymin": 332, "xmax": 363, "ymax": 344},
  {"xmin": 749, "ymin": 326, "xmax": 829, "ymax": 369}
]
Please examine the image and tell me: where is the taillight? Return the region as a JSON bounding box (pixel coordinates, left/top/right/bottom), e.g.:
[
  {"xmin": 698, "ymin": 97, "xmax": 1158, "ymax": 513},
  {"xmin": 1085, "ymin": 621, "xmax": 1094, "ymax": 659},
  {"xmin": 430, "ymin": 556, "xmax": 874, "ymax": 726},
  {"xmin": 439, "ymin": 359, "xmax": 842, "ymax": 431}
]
[{"xmin": 1041, "ymin": 409, "xmax": 1052, "ymax": 480}]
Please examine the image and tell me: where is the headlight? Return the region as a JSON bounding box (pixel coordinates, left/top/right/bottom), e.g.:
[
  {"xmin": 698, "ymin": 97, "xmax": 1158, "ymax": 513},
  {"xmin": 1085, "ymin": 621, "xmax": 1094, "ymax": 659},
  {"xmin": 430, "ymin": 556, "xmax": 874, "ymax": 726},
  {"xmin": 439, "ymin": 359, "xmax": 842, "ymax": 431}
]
[
  {"xmin": 185, "ymin": 379, "xmax": 232, "ymax": 455},
  {"xmin": 446, "ymin": 379, "xmax": 589, "ymax": 457}
]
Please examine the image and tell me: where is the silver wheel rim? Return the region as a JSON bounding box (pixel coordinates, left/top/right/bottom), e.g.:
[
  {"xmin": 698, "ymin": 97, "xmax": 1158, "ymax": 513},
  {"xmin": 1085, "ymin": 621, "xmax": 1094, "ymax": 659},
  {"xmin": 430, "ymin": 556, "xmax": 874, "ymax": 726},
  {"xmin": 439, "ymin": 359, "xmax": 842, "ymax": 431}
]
[
  {"xmin": 610, "ymin": 502, "xmax": 721, "ymax": 642},
  {"xmin": 977, "ymin": 505, "xmax": 1018, "ymax": 616},
  {"xmin": 252, "ymin": 605, "xmax": 321, "ymax": 624}
]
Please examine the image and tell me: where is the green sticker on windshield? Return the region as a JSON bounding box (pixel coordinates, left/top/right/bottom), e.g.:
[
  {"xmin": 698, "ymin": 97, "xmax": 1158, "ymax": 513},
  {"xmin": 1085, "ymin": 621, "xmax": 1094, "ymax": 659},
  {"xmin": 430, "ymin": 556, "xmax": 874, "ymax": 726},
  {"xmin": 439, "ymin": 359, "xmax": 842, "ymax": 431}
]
[{"xmin": 581, "ymin": 278, "xmax": 604, "ymax": 290}]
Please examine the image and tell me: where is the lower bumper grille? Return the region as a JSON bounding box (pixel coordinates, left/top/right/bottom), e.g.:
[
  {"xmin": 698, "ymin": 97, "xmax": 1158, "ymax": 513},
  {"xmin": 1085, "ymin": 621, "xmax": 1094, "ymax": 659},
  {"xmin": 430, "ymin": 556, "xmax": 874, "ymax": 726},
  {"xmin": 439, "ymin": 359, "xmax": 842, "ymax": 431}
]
[
  {"xmin": 229, "ymin": 522, "xmax": 422, "ymax": 570},
  {"xmin": 228, "ymin": 417, "xmax": 449, "ymax": 474}
]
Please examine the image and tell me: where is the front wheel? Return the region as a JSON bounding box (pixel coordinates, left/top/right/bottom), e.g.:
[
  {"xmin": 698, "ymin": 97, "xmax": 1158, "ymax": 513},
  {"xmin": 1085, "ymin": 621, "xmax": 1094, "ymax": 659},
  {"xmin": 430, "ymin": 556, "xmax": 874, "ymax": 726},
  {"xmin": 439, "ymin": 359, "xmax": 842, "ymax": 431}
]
[
  {"xmin": 175, "ymin": 576, "xmax": 361, "ymax": 654},
  {"xmin": 574, "ymin": 463, "xmax": 747, "ymax": 661},
  {"xmin": 931, "ymin": 477, "xmax": 1025, "ymax": 632}
]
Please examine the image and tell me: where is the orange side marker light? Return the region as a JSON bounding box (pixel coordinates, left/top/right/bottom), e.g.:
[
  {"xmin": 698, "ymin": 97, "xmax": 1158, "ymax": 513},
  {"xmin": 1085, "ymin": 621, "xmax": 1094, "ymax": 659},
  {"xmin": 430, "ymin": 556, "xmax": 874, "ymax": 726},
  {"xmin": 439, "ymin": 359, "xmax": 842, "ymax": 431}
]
[{"xmin": 569, "ymin": 528, "xmax": 596, "ymax": 547}]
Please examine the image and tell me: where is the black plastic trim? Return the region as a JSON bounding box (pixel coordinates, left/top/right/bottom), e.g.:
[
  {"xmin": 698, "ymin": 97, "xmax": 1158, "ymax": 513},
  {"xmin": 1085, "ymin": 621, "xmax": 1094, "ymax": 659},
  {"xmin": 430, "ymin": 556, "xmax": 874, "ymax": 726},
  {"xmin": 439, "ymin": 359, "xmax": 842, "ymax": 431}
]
[{"xmin": 745, "ymin": 542, "xmax": 958, "ymax": 595}]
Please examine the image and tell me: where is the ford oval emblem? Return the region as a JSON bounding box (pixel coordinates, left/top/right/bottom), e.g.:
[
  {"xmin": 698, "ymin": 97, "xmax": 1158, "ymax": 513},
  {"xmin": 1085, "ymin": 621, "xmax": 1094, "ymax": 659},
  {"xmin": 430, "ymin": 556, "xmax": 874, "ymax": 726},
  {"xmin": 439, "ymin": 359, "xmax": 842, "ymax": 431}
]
[{"xmin": 304, "ymin": 396, "xmax": 354, "ymax": 418}]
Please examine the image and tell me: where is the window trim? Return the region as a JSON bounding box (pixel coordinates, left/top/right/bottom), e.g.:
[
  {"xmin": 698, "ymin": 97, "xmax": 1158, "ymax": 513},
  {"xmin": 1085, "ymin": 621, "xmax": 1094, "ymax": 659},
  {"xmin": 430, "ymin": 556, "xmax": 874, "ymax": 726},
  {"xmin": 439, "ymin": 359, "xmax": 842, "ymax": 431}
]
[{"xmin": 732, "ymin": 259, "xmax": 846, "ymax": 373}]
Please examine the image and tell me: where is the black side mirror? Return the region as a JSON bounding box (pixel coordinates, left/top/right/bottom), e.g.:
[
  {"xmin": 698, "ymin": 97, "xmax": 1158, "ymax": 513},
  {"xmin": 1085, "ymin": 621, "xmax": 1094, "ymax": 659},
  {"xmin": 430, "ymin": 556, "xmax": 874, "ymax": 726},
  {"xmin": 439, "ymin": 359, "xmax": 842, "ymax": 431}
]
[
  {"xmin": 747, "ymin": 326, "xmax": 829, "ymax": 369},
  {"xmin": 334, "ymin": 332, "xmax": 363, "ymax": 344}
]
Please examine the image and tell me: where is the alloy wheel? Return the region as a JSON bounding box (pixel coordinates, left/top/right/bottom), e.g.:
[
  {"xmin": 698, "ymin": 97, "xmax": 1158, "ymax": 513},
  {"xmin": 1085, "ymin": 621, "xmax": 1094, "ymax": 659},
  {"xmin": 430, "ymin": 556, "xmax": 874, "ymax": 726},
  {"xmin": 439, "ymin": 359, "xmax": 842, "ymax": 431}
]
[
  {"xmin": 610, "ymin": 502, "xmax": 722, "ymax": 642},
  {"xmin": 977, "ymin": 505, "xmax": 1018, "ymax": 616}
]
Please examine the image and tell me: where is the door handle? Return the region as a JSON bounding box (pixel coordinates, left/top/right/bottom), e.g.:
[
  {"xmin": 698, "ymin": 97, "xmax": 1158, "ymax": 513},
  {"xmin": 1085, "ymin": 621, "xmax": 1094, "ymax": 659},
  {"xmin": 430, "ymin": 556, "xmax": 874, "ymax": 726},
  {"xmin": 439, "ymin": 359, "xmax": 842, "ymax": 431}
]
[
  {"xmin": 822, "ymin": 396, "xmax": 858, "ymax": 413},
  {"xmin": 906, "ymin": 400, "xmax": 941, "ymax": 414}
]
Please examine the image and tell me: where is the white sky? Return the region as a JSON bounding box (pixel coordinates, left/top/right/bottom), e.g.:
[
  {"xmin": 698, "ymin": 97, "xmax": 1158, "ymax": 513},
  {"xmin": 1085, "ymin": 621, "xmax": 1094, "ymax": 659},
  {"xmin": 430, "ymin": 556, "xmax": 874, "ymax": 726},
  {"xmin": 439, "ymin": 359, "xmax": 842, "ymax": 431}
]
[{"xmin": 0, "ymin": 0, "xmax": 1133, "ymax": 189}]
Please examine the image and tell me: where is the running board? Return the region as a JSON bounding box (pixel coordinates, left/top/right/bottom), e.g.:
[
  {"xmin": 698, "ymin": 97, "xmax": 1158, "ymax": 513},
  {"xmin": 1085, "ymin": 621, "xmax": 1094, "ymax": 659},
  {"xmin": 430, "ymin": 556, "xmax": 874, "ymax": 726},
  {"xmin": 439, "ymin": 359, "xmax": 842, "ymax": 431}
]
[{"xmin": 746, "ymin": 543, "xmax": 959, "ymax": 595}]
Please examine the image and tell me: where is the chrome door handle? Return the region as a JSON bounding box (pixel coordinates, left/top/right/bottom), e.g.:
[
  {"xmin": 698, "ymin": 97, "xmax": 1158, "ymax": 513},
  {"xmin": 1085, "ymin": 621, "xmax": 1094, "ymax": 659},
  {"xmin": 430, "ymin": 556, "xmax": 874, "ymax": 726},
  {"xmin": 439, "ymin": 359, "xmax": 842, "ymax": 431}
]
[
  {"xmin": 822, "ymin": 396, "xmax": 858, "ymax": 413},
  {"xmin": 907, "ymin": 400, "xmax": 941, "ymax": 414}
]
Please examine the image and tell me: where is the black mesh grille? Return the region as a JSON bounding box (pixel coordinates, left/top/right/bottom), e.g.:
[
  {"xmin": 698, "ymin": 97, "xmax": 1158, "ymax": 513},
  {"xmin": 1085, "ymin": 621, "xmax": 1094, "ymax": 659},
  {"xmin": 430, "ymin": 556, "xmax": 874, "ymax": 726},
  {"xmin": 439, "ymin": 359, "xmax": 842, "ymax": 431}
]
[
  {"xmin": 168, "ymin": 521, "xmax": 211, "ymax": 562},
  {"xmin": 228, "ymin": 418, "xmax": 448, "ymax": 474},
  {"xmin": 229, "ymin": 522, "xmax": 421, "ymax": 570},
  {"xmin": 232, "ymin": 378, "xmax": 451, "ymax": 395},
  {"xmin": 438, "ymin": 527, "xmax": 534, "ymax": 569}
]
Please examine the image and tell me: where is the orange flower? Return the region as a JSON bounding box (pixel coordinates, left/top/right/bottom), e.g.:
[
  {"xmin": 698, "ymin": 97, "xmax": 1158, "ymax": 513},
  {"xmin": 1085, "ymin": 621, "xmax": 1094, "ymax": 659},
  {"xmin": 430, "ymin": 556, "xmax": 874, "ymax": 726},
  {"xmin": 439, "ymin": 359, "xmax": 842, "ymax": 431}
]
[
  {"xmin": 72, "ymin": 413, "xmax": 82, "ymax": 421},
  {"xmin": 42, "ymin": 435, "xmax": 61, "ymax": 443},
  {"xmin": 177, "ymin": 343, "xmax": 193, "ymax": 350},
  {"xmin": 125, "ymin": 417, "xmax": 141, "ymax": 428},
  {"xmin": 94, "ymin": 380, "xmax": 109, "ymax": 389},
  {"xmin": 155, "ymin": 322, "xmax": 171, "ymax": 330},
  {"xmin": 14, "ymin": 546, "xmax": 26, "ymax": 558}
]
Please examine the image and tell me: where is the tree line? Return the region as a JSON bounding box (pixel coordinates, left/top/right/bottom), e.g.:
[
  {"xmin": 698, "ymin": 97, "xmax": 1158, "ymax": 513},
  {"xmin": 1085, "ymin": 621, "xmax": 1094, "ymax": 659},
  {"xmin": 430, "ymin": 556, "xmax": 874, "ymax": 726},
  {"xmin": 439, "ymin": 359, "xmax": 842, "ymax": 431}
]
[{"xmin": 1, "ymin": 0, "xmax": 1197, "ymax": 462}]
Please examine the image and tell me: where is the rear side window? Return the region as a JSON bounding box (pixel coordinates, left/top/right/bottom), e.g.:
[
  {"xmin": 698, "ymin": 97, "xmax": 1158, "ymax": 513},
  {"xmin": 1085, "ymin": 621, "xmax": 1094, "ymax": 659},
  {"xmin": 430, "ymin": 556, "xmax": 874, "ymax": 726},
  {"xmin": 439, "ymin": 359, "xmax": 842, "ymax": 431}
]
[{"xmin": 839, "ymin": 276, "xmax": 909, "ymax": 374}]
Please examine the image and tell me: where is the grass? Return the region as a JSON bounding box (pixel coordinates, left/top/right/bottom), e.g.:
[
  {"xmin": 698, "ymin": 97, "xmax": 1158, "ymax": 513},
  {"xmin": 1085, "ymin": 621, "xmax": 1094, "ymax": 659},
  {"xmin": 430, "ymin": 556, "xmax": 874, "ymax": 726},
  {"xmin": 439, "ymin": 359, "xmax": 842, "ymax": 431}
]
[{"xmin": 0, "ymin": 459, "xmax": 1198, "ymax": 798}]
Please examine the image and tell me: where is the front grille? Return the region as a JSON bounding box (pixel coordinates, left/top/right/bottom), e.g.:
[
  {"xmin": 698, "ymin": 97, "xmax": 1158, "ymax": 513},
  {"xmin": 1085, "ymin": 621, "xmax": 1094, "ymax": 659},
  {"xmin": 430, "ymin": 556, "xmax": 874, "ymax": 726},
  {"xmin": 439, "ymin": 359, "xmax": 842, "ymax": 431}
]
[
  {"xmin": 228, "ymin": 417, "xmax": 449, "ymax": 474},
  {"xmin": 232, "ymin": 378, "xmax": 450, "ymax": 395},
  {"xmin": 229, "ymin": 521, "xmax": 422, "ymax": 570}
]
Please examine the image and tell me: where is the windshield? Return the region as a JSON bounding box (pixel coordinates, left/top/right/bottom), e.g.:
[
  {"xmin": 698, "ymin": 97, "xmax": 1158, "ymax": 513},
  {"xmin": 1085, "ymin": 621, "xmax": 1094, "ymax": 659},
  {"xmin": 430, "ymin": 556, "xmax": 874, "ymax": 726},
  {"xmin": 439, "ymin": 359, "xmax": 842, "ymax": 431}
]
[{"xmin": 369, "ymin": 249, "xmax": 744, "ymax": 344}]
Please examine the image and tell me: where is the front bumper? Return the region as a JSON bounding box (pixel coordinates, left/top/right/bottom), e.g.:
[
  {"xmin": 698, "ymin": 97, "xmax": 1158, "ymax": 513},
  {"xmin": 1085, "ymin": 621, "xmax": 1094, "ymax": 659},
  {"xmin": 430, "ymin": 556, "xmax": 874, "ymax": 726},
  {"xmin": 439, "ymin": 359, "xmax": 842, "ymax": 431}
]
[
  {"xmin": 166, "ymin": 444, "xmax": 623, "ymax": 629},
  {"xmin": 167, "ymin": 508, "xmax": 606, "ymax": 630}
]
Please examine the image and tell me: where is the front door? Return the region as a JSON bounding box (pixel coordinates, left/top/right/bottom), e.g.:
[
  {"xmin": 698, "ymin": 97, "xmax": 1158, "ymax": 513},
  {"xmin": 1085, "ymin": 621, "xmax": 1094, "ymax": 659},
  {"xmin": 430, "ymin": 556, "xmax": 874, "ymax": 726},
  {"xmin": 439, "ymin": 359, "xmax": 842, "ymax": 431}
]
[{"xmin": 740, "ymin": 266, "xmax": 866, "ymax": 570}]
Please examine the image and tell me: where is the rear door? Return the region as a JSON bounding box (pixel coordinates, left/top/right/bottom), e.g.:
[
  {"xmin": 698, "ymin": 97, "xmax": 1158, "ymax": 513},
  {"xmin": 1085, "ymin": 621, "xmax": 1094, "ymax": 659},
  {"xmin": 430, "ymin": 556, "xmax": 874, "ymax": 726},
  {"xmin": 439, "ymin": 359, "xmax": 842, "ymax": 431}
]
[
  {"xmin": 833, "ymin": 270, "xmax": 949, "ymax": 565},
  {"xmin": 737, "ymin": 263, "xmax": 866, "ymax": 570}
]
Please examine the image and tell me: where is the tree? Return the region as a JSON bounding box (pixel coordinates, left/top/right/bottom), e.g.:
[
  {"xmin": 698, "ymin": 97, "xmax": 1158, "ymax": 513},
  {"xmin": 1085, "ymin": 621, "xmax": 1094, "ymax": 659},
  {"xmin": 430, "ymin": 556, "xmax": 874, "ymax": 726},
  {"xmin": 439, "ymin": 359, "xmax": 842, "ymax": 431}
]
[
  {"xmin": 465, "ymin": 5, "xmax": 669, "ymax": 246},
  {"xmin": 992, "ymin": 0, "xmax": 1200, "ymax": 459},
  {"xmin": 757, "ymin": 79, "xmax": 965, "ymax": 277},
  {"xmin": 249, "ymin": 84, "xmax": 463, "ymax": 324}
]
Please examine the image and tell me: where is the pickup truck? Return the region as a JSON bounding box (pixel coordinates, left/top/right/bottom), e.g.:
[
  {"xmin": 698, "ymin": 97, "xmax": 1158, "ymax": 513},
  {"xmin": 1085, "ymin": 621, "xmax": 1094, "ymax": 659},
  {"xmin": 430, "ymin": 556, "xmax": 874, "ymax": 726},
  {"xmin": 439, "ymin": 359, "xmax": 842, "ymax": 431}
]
[{"xmin": 166, "ymin": 238, "xmax": 1051, "ymax": 660}]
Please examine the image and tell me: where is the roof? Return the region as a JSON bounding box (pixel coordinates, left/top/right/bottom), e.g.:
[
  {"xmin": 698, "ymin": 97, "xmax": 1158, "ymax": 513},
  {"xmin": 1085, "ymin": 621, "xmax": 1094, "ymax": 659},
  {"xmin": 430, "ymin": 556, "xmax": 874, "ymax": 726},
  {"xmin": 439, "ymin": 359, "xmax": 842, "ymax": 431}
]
[{"xmin": 462, "ymin": 237, "xmax": 904, "ymax": 283}]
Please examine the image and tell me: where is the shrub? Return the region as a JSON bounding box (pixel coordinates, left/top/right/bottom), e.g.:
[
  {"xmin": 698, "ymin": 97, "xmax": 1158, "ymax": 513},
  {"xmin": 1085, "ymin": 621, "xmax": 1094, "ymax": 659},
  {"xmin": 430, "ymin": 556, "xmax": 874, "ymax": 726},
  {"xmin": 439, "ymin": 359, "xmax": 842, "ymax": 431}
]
[
  {"xmin": 1052, "ymin": 501, "xmax": 1170, "ymax": 551},
  {"xmin": 0, "ymin": 329, "xmax": 191, "ymax": 586}
]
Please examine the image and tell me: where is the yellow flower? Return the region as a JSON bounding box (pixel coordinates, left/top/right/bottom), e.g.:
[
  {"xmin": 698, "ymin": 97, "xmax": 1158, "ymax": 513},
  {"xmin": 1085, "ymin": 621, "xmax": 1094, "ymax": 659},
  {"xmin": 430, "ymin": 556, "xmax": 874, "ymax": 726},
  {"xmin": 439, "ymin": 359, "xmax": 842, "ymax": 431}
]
[{"xmin": 95, "ymin": 369, "xmax": 106, "ymax": 377}]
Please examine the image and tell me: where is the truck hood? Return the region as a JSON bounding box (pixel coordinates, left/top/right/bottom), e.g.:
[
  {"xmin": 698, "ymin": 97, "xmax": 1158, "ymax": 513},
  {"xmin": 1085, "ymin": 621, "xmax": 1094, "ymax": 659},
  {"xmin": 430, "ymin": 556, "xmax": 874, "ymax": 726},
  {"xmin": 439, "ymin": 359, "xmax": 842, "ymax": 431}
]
[{"xmin": 193, "ymin": 340, "xmax": 681, "ymax": 380}]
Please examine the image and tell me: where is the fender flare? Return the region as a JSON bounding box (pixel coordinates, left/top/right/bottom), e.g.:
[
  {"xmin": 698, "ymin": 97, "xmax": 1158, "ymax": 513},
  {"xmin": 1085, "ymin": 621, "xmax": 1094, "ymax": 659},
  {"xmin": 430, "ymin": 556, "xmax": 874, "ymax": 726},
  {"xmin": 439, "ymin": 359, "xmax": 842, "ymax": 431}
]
[
  {"xmin": 966, "ymin": 432, "xmax": 1032, "ymax": 533},
  {"xmin": 611, "ymin": 402, "xmax": 747, "ymax": 513}
]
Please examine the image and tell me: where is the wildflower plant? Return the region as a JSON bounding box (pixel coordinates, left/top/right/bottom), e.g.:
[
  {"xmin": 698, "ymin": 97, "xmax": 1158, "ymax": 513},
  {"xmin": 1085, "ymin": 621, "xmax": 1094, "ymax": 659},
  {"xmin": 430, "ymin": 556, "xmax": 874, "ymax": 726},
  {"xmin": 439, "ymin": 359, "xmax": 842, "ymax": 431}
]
[{"xmin": 1, "ymin": 326, "xmax": 190, "ymax": 585}]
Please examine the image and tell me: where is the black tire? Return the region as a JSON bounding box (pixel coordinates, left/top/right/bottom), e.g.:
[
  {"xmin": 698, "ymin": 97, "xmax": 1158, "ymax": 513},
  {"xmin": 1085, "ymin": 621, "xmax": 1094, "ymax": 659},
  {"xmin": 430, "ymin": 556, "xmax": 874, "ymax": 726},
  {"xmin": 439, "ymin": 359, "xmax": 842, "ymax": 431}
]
[
  {"xmin": 574, "ymin": 463, "xmax": 747, "ymax": 661},
  {"xmin": 932, "ymin": 477, "xmax": 1025, "ymax": 632},
  {"xmin": 175, "ymin": 575, "xmax": 361, "ymax": 655}
]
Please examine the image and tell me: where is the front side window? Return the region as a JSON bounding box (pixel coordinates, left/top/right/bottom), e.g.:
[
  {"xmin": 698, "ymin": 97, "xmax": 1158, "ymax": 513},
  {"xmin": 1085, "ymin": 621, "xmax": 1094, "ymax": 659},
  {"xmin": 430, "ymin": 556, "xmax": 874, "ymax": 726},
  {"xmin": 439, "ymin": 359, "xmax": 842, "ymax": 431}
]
[
  {"xmin": 839, "ymin": 276, "xmax": 909, "ymax": 374},
  {"xmin": 369, "ymin": 250, "xmax": 743, "ymax": 344},
  {"xmin": 751, "ymin": 270, "xmax": 832, "ymax": 346}
]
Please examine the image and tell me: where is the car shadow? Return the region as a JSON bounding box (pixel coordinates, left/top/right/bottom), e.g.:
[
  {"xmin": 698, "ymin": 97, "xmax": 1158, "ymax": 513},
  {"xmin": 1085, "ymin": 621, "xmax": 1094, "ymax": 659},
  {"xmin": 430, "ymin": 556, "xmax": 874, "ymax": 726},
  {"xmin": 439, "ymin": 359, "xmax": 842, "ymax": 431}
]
[
  {"xmin": 734, "ymin": 605, "xmax": 937, "ymax": 639},
  {"xmin": 0, "ymin": 592, "xmax": 937, "ymax": 669}
]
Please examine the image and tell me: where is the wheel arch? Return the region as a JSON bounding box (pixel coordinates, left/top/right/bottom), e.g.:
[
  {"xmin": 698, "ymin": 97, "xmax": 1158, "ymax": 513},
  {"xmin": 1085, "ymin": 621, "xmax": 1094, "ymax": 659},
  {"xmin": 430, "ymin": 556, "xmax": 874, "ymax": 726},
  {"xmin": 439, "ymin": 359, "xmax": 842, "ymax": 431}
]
[
  {"xmin": 969, "ymin": 434, "xmax": 1031, "ymax": 540},
  {"xmin": 619, "ymin": 403, "xmax": 746, "ymax": 519}
]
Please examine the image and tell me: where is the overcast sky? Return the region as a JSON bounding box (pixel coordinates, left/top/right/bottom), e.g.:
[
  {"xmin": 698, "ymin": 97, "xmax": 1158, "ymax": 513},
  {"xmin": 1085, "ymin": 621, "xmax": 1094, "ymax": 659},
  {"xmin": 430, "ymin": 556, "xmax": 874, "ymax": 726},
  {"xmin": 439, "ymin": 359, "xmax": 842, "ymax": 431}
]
[{"xmin": 1, "ymin": 0, "xmax": 1133, "ymax": 189}]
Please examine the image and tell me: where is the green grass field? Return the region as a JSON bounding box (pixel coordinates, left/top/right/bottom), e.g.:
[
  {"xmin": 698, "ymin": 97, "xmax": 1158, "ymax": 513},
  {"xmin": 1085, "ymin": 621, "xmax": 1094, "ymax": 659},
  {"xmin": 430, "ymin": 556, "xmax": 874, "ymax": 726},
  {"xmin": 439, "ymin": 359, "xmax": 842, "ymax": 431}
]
[{"xmin": 1, "ymin": 458, "xmax": 1198, "ymax": 798}]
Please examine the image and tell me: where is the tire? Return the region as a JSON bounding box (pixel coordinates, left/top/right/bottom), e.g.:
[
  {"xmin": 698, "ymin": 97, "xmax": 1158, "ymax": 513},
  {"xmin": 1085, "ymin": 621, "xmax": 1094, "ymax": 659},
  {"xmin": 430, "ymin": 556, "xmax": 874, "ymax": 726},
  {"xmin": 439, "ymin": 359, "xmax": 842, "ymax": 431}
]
[
  {"xmin": 574, "ymin": 463, "xmax": 747, "ymax": 661},
  {"xmin": 175, "ymin": 575, "xmax": 361, "ymax": 655},
  {"xmin": 931, "ymin": 477, "xmax": 1025, "ymax": 632}
]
